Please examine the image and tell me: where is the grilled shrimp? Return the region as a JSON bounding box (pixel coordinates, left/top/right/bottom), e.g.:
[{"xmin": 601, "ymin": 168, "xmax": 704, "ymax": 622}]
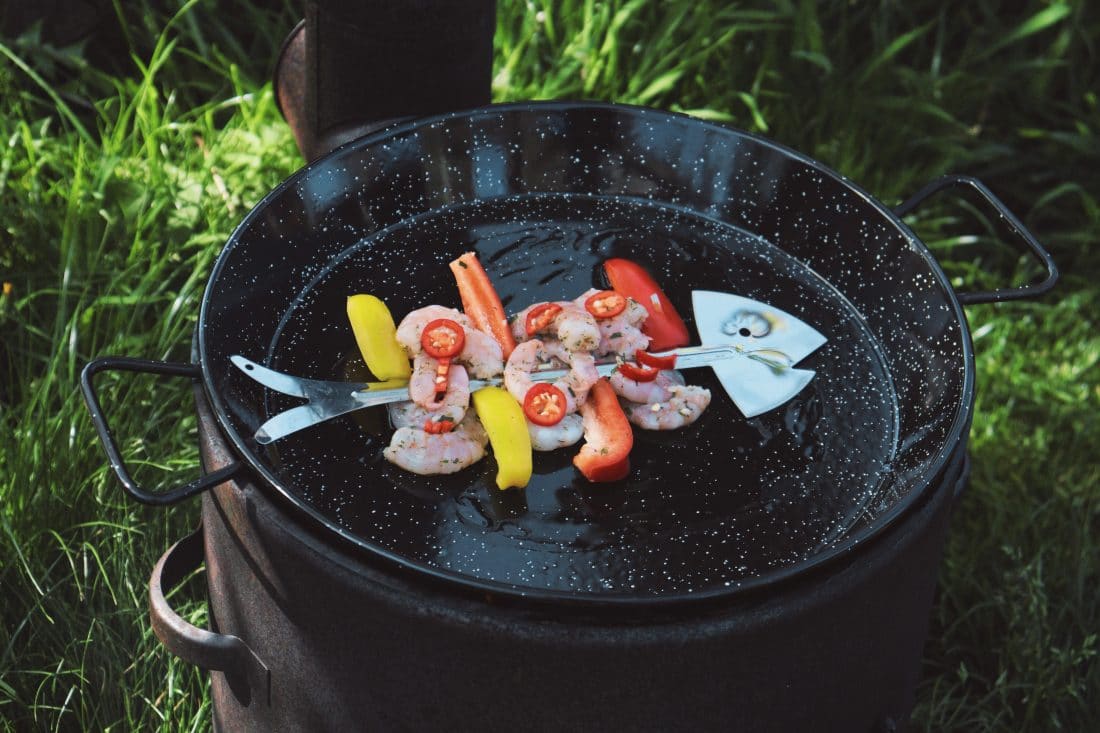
[
  {"xmin": 383, "ymin": 412, "xmax": 489, "ymax": 475},
  {"xmin": 511, "ymin": 301, "xmax": 601, "ymax": 353},
  {"xmin": 528, "ymin": 412, "xmax": 584, "ymax": 451},
  {"xmin": 608, "ymin": 368, "xmax": 685, "ymax": 404},
  {"xmin": 625, "ymin": 385, "xmax": 712, "ymax": 430},
  {"xmin": 408, "ymin": 353, "xmax": 470, "ymax": 422},
  {"xmin": 505, "ymin": 339, "xmax": 599, "ymax": 414},
  {"xmin": 573, "ymin": 288, "xmax": 650, "ymax": 357},
  {"xmin": 395, "ymin": 305, "xmax": 503, "ymax": 378}
]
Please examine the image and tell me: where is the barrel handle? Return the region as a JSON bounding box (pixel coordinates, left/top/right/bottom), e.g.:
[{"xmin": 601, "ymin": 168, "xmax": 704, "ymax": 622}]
[
  {"xmin": 894, "ymin": 175, "xmax": 1058, "ymax": 305},
  {"xmin": 149, "ymin": 526, "xmax": 270, "ymax": 705},
  {"xmin": 81, "ymin": 357, "xmax": 243, "ymax": 505}
]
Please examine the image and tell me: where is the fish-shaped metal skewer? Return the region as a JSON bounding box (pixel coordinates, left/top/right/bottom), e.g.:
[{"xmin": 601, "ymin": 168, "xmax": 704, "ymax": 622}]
[
  {"xmin": 691, "ymin": 290, "xmax": 828, "ymax": 418},
  {"xmin": 235, "ymin": 290, "xmax": 828, "ymax": 444}
]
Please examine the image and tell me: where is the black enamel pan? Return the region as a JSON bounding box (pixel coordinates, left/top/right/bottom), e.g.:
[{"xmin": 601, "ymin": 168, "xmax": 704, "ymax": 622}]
[{"xmin": 83, "ymin": 101, "xmax": 1057, "ymax": 606}]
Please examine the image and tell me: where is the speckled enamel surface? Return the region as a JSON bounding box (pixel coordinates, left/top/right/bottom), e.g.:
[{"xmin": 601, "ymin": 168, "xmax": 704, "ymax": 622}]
[{"xmin": 198, "ymin": 103, "xmax": 971, "ymax": 602}]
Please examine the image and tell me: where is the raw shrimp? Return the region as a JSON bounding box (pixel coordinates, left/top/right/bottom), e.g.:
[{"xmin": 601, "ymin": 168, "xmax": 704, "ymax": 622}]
[
  {"xmin": 511, "ymin": 301, "xmax": 601, "ymax": 353},
  {"xmin": 383, "ymin": 412, "xmax": 489, "ymax": 475},
  {"xmin": 626, "ymin": 385, "xmax": 712, "ymax": 430},
  {"xmin": 505, "ymin": 340, "xmax": 598, "ymax": 414},
  {"xmin": 608, "ymin": 368, "xmax": 685, "ymax": 404},
  {"xmin": 528, "ymin": 413, "xmax": 584, "ymax": 451},
  {"xmin": 540, "ymin": 340, "xmax": 599, "ymax": 406},
  {"xmin": 408, "ymin": 353, "xmax": 470, "ymax": 421},
  {"xmin": 388, "ymin": 401, "xmax": 430, "ymax": 429},
  {"xmin": 387, "ymin": 399, "xmax": 466, "ymax": 432},
  {"xmin": 395, "ymin": 305, "xmax": 503, "ymax": 378},
  {"xmin": 574, "ymin": 288, "xmax": 650, "ymax": 357}
]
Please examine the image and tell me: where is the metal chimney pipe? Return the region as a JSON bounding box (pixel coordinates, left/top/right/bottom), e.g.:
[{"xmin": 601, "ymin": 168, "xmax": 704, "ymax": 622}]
[{"xmin": 275, "ymin": 0, "xmax": 496, "ymax": 161}]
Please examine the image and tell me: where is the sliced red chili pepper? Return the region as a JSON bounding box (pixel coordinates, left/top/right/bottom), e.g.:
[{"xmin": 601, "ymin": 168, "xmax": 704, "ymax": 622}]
[
  {"xmin": 523, "ymin": 383, "xmax": 567, "ymax": 426},
  {"xmin": 573, "ymin": 378, "xmax": 633, "ymax": 482},
  {"xmin": 584, "ymin": 290, "xmax": 627, "ymax": 319},
  {"xmin": 635, "ymin": 349, "xmax": 677, "ymax": 370},
  {"xmin": 524, "ymin": 303, "xmax": 563, "ymax": 336},
  {"xmin": 617, "ymin": 362, "xmax": 659, "ymax": 382},
  {"xmin": 603, "ymin": 259, "xmax": 690, "ymax": 352},
  {"xmin": 421, "ymin": 318, "xmax": 466, "ymax": 359},
  {"xmin": 433, "ymin": 358, "xmax": 452, "ymax": 394},
  {"xmin": 423, "ymin": 417, "xmax": 456, "ymax": 434}
]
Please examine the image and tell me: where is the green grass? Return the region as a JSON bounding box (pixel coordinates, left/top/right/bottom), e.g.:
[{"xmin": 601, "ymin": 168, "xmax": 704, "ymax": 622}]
[{"xmin": 1, "ymin": 0, "xmax": 1097, "ymax": 729}]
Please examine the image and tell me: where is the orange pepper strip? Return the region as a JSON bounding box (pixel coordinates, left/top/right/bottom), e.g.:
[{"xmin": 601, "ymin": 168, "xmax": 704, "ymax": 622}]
[{"xmin": 449, "ymin": 252, "xmax": 517, "ymax": 359}]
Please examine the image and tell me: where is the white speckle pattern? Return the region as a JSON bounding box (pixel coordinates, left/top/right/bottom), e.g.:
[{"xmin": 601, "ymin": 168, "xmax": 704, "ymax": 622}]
[{"xmin": 200, "ymin": 104, "xmax": 969, "ymax": 601}]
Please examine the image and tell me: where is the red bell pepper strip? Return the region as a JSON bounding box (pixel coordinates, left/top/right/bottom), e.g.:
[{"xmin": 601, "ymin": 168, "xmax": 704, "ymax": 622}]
[
  {"xmin": 449, "ymin": 252, "xmax": 517, "ymax": 359},
  {"xmin": 603, "ymin": 258, "xmax": 690, "ymax": 352},
  {"xmin": 573, "ymin": 378, "xmax": 633, "ymax": 482},
  {"xmin": 635, "ymin": 349, "xmax": 677, "ymax": 370},
  {"xmin": 617, "ymin": 361, "xmax": 659, "ymax": 383}
]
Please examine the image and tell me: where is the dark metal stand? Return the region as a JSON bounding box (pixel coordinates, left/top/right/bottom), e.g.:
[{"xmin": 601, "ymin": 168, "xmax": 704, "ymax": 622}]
[{"xmin": 274, "ymin": 0, "xmax": 496, "ymax": 161}]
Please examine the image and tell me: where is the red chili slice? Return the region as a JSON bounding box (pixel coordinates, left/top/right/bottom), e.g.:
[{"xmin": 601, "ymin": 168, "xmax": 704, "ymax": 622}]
[
  {"xmin": 423, "ymin": 417, "xmax": 456, "ymax": 434},
  {"xmin": 433, "ymin": 358, "xmax": 451, "ymax": 394},
  {"xmin": 584, "ymin": 290, "xmax": 627, "ymax": 319},
  {"xmin": 525, "ymin": 303, "xmax": 563, "ymax": 336},
  {"xmin": 421, "ymin": 318, "xmax": 465, "ymax": 358},
  {"xmin": 635, "ymin": 349, "xmax": 677, "ymax": 370},
  {"xmin": 523, "ymin": 383, "xmax": 567, "ymax": 426},
  {"xmin": 618, "ymin": 362, "xmax": 659, "ymax": 382}
]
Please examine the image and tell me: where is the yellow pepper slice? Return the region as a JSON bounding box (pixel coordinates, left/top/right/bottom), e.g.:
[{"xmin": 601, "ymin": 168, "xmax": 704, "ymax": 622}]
[
  {"xmin": 346, "ymin": 294, "xmax": 411, "ymax": 381},
  {"xmin": 471, "ymin": 387, "xmax": 532, "ymax": 490}
]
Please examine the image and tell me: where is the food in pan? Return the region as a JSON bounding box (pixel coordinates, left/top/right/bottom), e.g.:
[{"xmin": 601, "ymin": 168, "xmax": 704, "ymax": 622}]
[
  {"xmin": 603, "ymin": 257, "xmax": 691, "ymax": 352},
  {"xmin": 349, "ymin": 253, "xmax": 711, "ymax": 486}
]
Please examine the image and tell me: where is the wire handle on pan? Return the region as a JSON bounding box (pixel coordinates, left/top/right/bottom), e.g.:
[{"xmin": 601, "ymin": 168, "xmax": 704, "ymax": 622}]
[
  {"xmin": 80, "ymin": 357, "xmax": 243, "ymax": 505},
  {"xmin": 149, "ymin": 525, "xmax": 270, "ymax": 705},
  {"xmin": 894, "ymin": 175, "xmax": 1058, "ymax": 305}
]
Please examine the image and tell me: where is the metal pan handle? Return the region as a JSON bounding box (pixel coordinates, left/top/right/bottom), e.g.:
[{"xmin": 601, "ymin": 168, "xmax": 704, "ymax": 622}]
[
  {"xmin": 894, "ymin": 175, "xmax": 1058, "ymax": 305},
  {"xmin": 80, "ymin": 357, "xmax": 243, "ymax": 505},
  {"xmin": 150, "ymin": 526, "xmax": 270, "ymax": 705}
]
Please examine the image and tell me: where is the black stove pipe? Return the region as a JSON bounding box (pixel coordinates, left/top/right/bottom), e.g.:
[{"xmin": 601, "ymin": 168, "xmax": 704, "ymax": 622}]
[{"xmin": 275, "ymin": 0, "xmax": 497, "ymax": 161}]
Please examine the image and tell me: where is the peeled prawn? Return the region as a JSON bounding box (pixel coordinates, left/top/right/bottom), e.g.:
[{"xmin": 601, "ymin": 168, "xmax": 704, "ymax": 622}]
[
  {"xmin": 396, "ymin": 305, "xmax": 503, "ymax": 378},
  {"xmin": 539, "ymin": 341, "xmax": 599, "ymax": 406},
  {"xmin": 388, "ymin": 399, "xmax": 468, "ymax": 432},
  {"xmin": 528, "ymin": 413, "xmax": 584, "ymax": 451},
  {"xmin": 511, "ymin": 301, "xmax": 601, "ymax": 353},
  {"xmin": 505, "ymin": 340, "xmax": 599, "ymax": 414},
  {"xmin": 608, "ymin": 368, "xmax": 685, "ymax": 404},
  {"xmin": 574, "ymin": 288, "xmax": 650, "ymax": 357},
  {"xmin": 625, "ymin": 385, "xmax": 712, "ymax": 430},
  {"xmin": 408, "ymin": 354, "xmax": 470, "ymax": 423},
  {"xmin": 383, "ymin": 412, "xmax": 489, "ymax": 475}
]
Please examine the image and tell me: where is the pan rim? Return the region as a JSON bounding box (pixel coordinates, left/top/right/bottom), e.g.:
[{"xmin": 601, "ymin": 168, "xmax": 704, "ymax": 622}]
[{"xmin": 197, "ymin": 100, "xmax": 976, "ymax": 608}]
